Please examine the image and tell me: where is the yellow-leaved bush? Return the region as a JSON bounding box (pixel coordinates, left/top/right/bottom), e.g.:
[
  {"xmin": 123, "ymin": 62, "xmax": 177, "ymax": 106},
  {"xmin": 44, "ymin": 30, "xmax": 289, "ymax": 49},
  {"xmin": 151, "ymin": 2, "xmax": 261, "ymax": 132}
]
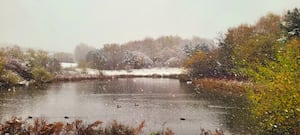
[{"xmin": 242, "ymin": 39, "xmax": 300, "ymax": 134}]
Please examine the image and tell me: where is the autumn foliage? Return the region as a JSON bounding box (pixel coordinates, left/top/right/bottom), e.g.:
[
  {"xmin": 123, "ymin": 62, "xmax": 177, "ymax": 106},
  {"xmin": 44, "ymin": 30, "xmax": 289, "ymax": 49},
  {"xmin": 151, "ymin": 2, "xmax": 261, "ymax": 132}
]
[{"xmin": 184, "ymin": 8, "xmax": 300, "ymax": 134}]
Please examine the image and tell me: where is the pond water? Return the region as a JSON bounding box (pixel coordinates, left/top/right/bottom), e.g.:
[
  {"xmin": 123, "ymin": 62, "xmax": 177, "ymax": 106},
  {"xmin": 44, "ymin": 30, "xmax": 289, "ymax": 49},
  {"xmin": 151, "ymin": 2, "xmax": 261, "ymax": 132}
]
[{"xmin": 0, "ymin": 78, "xmax": 248, "ymax": 134}]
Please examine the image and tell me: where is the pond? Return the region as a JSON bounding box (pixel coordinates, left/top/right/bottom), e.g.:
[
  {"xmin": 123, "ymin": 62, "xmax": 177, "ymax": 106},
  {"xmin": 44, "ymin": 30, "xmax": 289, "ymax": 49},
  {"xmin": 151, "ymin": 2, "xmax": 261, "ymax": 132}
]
[{"xmin": 0, "ymin": 78, "xmax": 248, "ymax": 134}]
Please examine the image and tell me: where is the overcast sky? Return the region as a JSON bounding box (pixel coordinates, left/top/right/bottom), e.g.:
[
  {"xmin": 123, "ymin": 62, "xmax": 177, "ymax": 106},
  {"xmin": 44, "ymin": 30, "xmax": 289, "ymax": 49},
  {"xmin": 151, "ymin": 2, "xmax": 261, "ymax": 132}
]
[{"xmin": 0, "ymin": 0, "xmax": 299, "ymax": 53}]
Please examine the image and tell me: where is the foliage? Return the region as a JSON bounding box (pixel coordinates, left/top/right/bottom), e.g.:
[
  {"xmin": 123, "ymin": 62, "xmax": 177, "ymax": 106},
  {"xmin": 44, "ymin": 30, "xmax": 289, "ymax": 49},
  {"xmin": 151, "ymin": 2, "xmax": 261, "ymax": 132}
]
[
  {"xmin": 82, "ymin": 36, "xmax": 215, "ymax": 69},
  {"xmin": 104, "ymin": 120, "xmax": 145, "ymax": 135},
  {"xmin": 4, "ymin": 46, "xmax": 25, "ymax": 60},
  {"xmin": 216, "ymin": 11, "xmax": 300, "ymax": 134},
  {"xmin": 282, "ymin": 8, "xmax": 300, "ymax": 38},
  {"xmin": 164, "ymin": 57, "xmax": 181, "ymax": 67},
  {"xmin": 25, "ymin": 49, "xmax": 50, "ymax": 69},
  {"xmin": 0, "ymin": 49, "xmax": 6, "ymax": 76},
  {"xmin": 0, "ymin": 117, "xmax": 228, "ymax": 135},
  {"xmin": 149, "ymin": 128, "xmax": 174, "ymax": 135},
  {"xmin": 0, "ymin": 70, "xmax": 22, "ymax": 85},
  {"xmin": 77, "ymin": 60, "xmax": 89, "ymax": 74},
  {"xmin": 23, "ymin": 49, "xmax": 59, "ymax": 82},
  {"xmin": 183, "ymin": 50, "xmax": 224, "ymax": 78},
  {"xmin": 183, "ymin": 42, "xmax": 211, "ymax": 57},
  {"xmin": 123, "ymin": 51, "xmax": 153, "ymax": 69},
  {"xmin": 0, "ymin": 117, "xmax": 145, "ymax": 135},
  {"xmin": 31, "ymin": 67, "xmax": 53, "ymax": 83},
  {"xmin": 203, "ymin": 9, "xmax": 300, "ymax": 134},
  {"xmin": 25, "ymin": 49, "xmax": 61, "ymax": 74},
  {"xmin": 53, "ymin": 52, "xmax": 74, "ymax": 63},
  {"xmin": 47, "ymin": 58, "xmax": 61, "ymax": 73},
  {"xmin": 86, "ymin": 49, "xmax": 106, "ymax": 72},
  {"xmin": 217, "ymin": 24, "xmax": 254, "ymax": 77},
  {"xmin": 0, "ymin": 48, "xmax": 27, "ymax": 86},
  {"xmin": 241, "ymin": 39, "xmax": 300, "ymax": 134},
  {"xmin": 217, "ymin": 13, "xmax": 281, "ymax": 79},
  {"xmin": 102, "ymin": 44, "xmax": 124, "ymax": 70},
  {"xmin": 5, "ymin": 58, "xmax": 33, "ymax": 80},
  {"xmin": 235, "ymin": 14, "xmax": 281, "ymax": 65}
]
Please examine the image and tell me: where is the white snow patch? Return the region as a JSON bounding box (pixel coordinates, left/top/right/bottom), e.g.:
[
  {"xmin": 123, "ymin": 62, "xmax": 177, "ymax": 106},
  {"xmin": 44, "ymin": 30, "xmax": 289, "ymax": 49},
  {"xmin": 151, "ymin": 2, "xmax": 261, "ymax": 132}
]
[
  {"xmin": 86, "ymin": 69, "xmax": 99, "ymax": 75},
  {"xmin": 102, "ymin": 68, "xmax": 185, "ymax": 76},
  {"xmin": 61, "ymin": 63, "xmax": 78, "ymax": 68},
  {"xmin": 78, "ymin": 68, "xmax": 185, "ymax": 76}
]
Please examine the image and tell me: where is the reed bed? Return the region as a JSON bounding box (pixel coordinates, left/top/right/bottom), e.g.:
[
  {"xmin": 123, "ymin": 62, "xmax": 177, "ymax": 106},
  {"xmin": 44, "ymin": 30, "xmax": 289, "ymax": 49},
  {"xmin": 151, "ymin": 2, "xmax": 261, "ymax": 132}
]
[
  {"xmin": 193, "ymin": 78, "xmax": 250, "ymax": 97},
  {"xmin": 0, "ymin": 117, "xmax": 144, "ymax": 135},
  {"xmin": 0, "ymin": 117, "xmax": 225, "ymax": 135}
]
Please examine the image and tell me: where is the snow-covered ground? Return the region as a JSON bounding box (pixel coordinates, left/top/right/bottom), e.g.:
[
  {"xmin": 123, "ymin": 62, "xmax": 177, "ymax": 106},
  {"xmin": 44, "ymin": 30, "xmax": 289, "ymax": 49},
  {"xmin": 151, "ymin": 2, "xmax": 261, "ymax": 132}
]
[
  {"xmin": 61, "ymin": 62, "xmax": 78, "ymax": 68},
  {"xmin": 60, "ymin": 63, "xmax": 185, "ymax": 76},
  {"xmin": 75, "ymin": 68, "xmax": 185, "ymax": 76},
  {"xmin": 101, "ymin": 68, "xmax": 185, "ymax": 76}
]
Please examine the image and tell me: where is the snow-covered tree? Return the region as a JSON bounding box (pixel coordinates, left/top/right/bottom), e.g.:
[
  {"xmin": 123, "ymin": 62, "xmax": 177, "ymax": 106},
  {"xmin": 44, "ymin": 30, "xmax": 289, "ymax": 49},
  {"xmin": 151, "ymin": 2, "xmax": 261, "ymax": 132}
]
[
  {"xmin": 86, "ymin": 49, "xmax": 107, "ymax": 72},
  {"xmin": 123, "ymin": 51, "xmax": 153, "ymax": 69},
  {"xmin": 164, "ymin": 57, "xmax": 181, "ymax": 67}
]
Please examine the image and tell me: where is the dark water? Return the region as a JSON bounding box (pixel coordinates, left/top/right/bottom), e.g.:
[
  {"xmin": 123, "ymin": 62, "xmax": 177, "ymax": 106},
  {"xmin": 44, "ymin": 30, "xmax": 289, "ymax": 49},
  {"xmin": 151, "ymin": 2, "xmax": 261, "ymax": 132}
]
[{"xmin": 0, "ymin": 78, "xmax": 249, "ymax": 134}]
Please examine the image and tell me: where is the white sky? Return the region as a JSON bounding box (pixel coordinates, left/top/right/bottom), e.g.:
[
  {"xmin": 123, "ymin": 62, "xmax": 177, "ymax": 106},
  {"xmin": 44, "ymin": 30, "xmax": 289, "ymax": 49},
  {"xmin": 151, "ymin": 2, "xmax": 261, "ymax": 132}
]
[{"xmin": 0, "ymin": 0, "xmax": 299, "ymax": 53}]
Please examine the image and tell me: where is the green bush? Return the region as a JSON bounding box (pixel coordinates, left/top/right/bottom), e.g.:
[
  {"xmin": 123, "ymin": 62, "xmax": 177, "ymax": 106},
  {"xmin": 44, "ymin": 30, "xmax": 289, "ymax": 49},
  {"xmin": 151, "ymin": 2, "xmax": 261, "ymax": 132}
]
[
  {"xmin": 31, "ymin": 67, "xmax": 53, "ymax": 83},
  {"xmin": 1, "ymin": 70, "xmax": 22, "ymax": 85}
]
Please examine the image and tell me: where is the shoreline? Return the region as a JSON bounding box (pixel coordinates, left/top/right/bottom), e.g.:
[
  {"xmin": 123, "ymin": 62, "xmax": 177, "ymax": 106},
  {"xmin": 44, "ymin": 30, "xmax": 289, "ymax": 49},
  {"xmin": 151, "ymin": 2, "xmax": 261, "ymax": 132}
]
[
  {"xmin": 1, "ymin": 72, "xmax": 250, "ymax": 96},
  {"xmin": 0, "ymin": 117, "xmax": 225, "ymax": 135},
  {"xmin": 0, "ymin": 68, "xmax": 186, "ymax": 89},
  {"xmin": 52, "ymin": 74, "xmax": 186, "ymax": 82}
]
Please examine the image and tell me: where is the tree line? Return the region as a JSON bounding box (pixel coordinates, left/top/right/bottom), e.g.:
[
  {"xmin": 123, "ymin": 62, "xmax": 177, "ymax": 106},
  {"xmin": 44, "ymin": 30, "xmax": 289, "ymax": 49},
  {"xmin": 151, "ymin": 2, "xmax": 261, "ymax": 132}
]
[
  {"xmin": 73, "ymin": 36, "xmax": 216, "ymax": 70},
  {"xmin": 0, "ymin": 36, "xmax": 216, "ymax": 87}
]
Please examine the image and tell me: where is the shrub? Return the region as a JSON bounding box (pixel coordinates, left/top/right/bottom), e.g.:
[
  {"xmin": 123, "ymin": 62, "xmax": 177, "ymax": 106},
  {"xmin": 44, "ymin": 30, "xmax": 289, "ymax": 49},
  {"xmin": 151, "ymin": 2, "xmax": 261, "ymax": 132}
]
[
  {"xmin": 1, "ymin": 70, "xmax": 22, "ymax": 85},
  {"xmin": 31, "ymin": 67, "xmax": 53, "ymax": 83},
  {"xmin": 242, "ymin": 39, "xmax": 300, "ymax": 134},
  {"xmin": 0, "ymin": 117, "xmax": 145, "ymax": 135}
]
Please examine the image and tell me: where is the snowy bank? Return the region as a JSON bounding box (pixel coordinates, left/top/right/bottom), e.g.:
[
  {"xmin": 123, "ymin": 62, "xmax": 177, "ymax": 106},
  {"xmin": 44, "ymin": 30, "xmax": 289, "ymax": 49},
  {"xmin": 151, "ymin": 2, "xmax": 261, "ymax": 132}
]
[
  {"xmin": 101, "ymin": 68, "xmax": 185, "ymax": 76},
  {"xmin": 60, "ymin": 62, "xmax": 185, "ymax": 76},
  {"xmin": 56, "ymin": 67, "xmax": 187, "ymax": 81},
  {"xmin": 61, "ymin": 62, "xmax": 78, "ymax": 68}
]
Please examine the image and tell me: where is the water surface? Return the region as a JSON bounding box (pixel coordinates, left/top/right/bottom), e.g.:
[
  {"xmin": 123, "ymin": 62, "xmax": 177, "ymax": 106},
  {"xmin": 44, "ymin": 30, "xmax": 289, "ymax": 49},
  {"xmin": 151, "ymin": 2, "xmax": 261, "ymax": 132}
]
[{"xmin": 0, "ymin": 78, "xmax": 247, "ymax": 134}]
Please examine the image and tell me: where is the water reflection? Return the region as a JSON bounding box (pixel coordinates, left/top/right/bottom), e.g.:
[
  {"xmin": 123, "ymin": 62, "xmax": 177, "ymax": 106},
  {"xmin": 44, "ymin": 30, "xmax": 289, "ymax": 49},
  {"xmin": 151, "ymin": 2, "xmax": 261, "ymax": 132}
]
[
  {"xmin": 0, "ymin": 78, "xmax": 249, "ymax": 134},
  {"xmin": 194, "ymin": 87, "xmax": 252, "ymax": 134}
]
